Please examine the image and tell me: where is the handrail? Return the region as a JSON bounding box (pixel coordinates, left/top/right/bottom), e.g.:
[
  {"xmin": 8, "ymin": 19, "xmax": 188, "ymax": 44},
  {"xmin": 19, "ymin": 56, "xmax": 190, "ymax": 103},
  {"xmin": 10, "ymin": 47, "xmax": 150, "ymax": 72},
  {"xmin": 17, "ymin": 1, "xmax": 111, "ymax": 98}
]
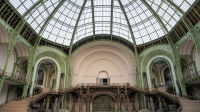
[
  {"xmin": 1, "ymin": 83, "xmax": 186, "ymax": 112},
  {"xmin": 73, "ymin": 83, "xmax": 130, "ymax": 87}
]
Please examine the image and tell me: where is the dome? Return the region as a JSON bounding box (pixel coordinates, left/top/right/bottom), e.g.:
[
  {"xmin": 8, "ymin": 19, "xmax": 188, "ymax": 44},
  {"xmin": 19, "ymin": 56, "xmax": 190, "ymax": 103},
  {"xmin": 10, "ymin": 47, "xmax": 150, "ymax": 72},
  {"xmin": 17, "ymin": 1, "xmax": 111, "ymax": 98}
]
[{"xmin": 9, "ymin": 0, "xmax": 196, "ymax": 46}]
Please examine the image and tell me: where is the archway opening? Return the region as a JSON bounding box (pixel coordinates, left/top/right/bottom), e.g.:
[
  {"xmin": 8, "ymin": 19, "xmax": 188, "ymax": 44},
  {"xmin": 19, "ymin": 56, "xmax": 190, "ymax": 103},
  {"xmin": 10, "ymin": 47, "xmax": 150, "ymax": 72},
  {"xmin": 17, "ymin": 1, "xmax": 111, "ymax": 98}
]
[
  {"xmin": 163, "ymin": 67, "xmax": 172, "ymax": 86},
  {"xmin": 180, "ymin": 58, "xmax": 196, "ymax": 81},
  {"xmin": 35, "ymin": 60, "xmax": 56, "ymax": 91},
  {"xmin": 149, "ymin": 58, "xmax": 177, "ymax": 94},
  {"xmin": 93, "ymin": 94, "xmax": 115, "ymax": 111}
]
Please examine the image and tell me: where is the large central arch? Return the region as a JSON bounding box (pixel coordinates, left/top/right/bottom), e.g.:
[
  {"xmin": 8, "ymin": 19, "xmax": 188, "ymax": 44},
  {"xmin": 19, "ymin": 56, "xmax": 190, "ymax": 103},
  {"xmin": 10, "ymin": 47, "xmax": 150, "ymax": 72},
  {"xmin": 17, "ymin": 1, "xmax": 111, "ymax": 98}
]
[{"xmin": 71, "ymin": 41, "xmax": 136, "ymax": 86}]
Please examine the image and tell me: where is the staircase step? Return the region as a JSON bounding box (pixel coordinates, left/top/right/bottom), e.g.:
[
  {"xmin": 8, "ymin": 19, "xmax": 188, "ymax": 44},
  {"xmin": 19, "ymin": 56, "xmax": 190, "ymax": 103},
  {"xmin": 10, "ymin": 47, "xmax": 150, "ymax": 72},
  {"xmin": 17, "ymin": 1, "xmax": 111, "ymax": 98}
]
[{"xmin": 0, "ymin": 91, "xmax": 51, "ymax": 112}]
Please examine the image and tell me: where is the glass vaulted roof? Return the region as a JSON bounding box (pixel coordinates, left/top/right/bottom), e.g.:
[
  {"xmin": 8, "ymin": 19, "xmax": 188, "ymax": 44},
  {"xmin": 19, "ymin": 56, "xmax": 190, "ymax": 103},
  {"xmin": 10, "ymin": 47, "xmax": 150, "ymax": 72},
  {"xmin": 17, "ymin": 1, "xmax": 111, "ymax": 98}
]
[{"xmin": 9, "ymin": 0, "xmax": 196, "ymax": 46}]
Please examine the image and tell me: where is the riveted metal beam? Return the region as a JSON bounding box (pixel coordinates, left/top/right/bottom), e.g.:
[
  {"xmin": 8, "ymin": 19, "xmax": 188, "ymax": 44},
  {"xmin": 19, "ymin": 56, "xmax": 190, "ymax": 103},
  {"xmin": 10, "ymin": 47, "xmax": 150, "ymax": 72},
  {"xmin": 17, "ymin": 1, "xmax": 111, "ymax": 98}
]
[
  {"xmin": 118, "ymin": 0, "xmax": 146, "ymax": 108},
  {"xmin": 165, "ymin": 0, "xmax": 200, "ymax": 54},
  {"xmin": 110, "ymin": 0, "xmax": 114, "ymax": 40},
  {"xmin": 66, "ymin": 0, "xmax": 87, "ymax": 87},
  {"xmin": 23, "ymin": 0, "xmax": 43, "ymax": 18},
  {"xmin": 0, "ymin": 3, "xmax": 6, "ymax": 12},
  {"xmin": 91, "ymin": 0, "xmax": 95, "ymax": 38},
  {"xmin": 117, "ymin": 0, "xmax": 138, "ymax": 55},
  {"xmin": 69, "ymin": 0, "xmax": 87, "ymax": 55}
]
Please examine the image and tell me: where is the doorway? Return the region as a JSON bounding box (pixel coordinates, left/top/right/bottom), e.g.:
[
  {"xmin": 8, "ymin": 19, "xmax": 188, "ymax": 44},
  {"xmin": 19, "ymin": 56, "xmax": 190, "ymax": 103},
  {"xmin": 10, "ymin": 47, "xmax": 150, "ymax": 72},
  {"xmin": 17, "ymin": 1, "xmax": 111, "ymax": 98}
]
[
  {"xmin": 99, "ymin": 78, "xmax": 110, "ymax": 85},
  {"xmin": 97, "ymin": 71, "xmax": 110, "ymax": 85}
]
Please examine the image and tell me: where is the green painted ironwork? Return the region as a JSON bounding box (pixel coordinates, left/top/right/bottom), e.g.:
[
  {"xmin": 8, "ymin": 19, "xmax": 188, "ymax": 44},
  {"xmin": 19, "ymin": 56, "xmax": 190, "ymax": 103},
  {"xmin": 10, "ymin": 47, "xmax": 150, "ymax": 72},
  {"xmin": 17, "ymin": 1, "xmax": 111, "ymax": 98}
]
[
  {"xmin": 0, "ymin": 0, "xmax": 43, "ymax": 93},
  {"xmin": 165, "ymin": 0, "xmax": 200, "ymax": 55},
  {"xmin": 91, "ymin": 0, "xmax": 95, "ymax": 38},
  {"xmin": 110, "ymin": 0, "xmax": 114, "ymax": 40},
  {"xmin": 22, "ymin": 0, "xmax": 67, "ymax": 97},
  {"xmin": 141, "ymin": 0, "xmax": 187, "ymax": 97},
  {"xmin": 0, "ymin": 20, "xmax": 25, "ymax": 93},
  {"xmin": 67, "ymin": 0, "xmax": 87, "ymax": 87}
]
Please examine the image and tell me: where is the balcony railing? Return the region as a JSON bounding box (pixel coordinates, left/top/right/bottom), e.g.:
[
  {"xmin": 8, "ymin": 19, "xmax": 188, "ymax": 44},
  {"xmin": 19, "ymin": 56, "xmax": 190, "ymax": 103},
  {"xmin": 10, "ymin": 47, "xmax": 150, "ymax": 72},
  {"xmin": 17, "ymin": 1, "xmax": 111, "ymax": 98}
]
[
  {"xmin": 183, "ymin": 71, "xmax": 200, "ymax": 82},
  {"xmin": 67, "ymin": 83, "xmax": 130, "ymax": 88},
  {"xmin": 0, "ymin": 69, "xmax": 26, "ymax": 83}
]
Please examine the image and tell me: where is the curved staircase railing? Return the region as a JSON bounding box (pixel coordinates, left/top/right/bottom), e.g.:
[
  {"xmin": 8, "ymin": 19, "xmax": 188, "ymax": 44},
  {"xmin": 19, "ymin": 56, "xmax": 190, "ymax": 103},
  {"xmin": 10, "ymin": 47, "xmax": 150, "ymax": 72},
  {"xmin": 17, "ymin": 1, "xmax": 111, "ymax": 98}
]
[{"xmin": 1, "ymin": 83, "xmax": 200, "ymax": 112}]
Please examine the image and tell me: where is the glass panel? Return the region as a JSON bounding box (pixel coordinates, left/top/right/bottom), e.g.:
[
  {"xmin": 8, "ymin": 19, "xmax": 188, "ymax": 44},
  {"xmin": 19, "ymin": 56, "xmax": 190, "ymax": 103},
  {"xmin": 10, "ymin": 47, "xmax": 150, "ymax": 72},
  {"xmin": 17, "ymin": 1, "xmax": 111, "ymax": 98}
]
[
  {"xmin": 124, "ymin": 0, "xmax": 164, "ymax": 44},
  {"xmin": 41, "ymin": 0, "xmax": 84, "ymax": 45},
  {"xmin": 9, "ymin": 0, "xmax": 39, "ymax": 15},
  {"xmin": 113, "ymin": 0, "xmax": 132, "ymax": 42},
  {"xmin": 171, "ymin": 0, "xmax": 195, "ymax": 12},
  {"xmin": 8, "ymin": 0, "xmax": 196, "ymax": 46},
  {"xmin": 146, "ymin": 0, "xmax": 182, "ymax": 31}
]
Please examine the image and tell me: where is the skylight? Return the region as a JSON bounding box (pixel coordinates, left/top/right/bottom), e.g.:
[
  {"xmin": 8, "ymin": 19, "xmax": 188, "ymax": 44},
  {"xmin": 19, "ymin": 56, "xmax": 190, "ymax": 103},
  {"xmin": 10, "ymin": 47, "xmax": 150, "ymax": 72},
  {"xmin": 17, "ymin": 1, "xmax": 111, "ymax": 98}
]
[{"xmin": 9, "ymin": 0, "xmax": 196, "ymax": 46}]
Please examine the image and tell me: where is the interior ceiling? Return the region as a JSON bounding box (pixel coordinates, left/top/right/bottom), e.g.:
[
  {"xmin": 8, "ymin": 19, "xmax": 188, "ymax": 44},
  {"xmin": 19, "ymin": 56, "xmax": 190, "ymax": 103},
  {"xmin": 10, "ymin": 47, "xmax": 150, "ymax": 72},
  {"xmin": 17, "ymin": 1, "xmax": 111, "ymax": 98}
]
[{"xmin": 8, "ymin": 0, "xmax": 196, "ymax": 46}]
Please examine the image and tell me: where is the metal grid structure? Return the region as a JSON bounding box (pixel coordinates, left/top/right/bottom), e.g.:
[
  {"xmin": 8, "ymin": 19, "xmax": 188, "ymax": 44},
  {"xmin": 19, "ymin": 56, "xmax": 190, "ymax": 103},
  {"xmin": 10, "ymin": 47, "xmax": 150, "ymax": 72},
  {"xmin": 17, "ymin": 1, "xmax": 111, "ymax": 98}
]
[{"xmin": 7, "ymin": 0, "xmax": 198, "ymax": 46}]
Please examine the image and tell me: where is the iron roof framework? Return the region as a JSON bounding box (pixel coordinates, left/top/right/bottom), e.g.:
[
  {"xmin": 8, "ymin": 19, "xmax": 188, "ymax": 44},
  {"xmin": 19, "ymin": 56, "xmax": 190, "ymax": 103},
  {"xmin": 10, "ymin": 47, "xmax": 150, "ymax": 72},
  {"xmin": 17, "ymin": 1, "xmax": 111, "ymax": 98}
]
[{"xmin": 0, "ymin": 0, "xmax": 199, "ymax": 53}]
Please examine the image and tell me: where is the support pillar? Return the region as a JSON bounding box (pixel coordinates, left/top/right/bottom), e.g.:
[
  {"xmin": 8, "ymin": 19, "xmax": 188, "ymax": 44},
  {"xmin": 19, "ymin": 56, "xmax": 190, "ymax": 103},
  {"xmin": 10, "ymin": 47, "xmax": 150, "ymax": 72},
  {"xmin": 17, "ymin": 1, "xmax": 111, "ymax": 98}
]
[
  {"xmin": 150, "ymin": 97, "xmax": 155, "ymax": 112},
  {"xmin": 115, "ymin": 101, "xmax": 118, "ymax": 111},
  {"xmin": 5, "ymin": 85, "xmax": 12, "ymax": 102},
  {"xmin": 146, "ymin": 96, "xmax": 150, "ymax": 110},
  {"xmin": 121, "ymin": 96, "xmax": 126, "ymax": 112},
  {"xmin": 116, "ymin": 97, "xmax": 121, "ymax": 111},
  {"xmin": 57, "ymin": 96, "xmax": 62, "ymax": 110},
  {"xmin": 54, "ymin": 97, "xmax": 58, "ymax": 111},
  {"xmin": 82, "ymin": 98, "xmax": 87, "ymax": 112},
  {"xmin": 89, "ymin": 100, "xmax": 93, "ymax": 112},
  {"xmin": 75, "ymin": 97, "xmax": 80, "ymax": 112},
  {"xmin": 68, "ymin": 94, "xmax": 73, "ymax": 111},
  {"xmin": 127, "ymin": 96, "xmax": 133, "ymax": 112},
  {"xmin": 46, "ymin": 96, "xmax": 50, "ymax": 110},
  {"xmin": 158, "ymin": 96, "xmax": 162, "ymax": 110},
  {"xmin": 172, "ymin": 46, "xmax": 187, "ymax": 96},
  {"xmin": 22, "ymin": 46, "xmax": 37, "ymax": 97}
]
